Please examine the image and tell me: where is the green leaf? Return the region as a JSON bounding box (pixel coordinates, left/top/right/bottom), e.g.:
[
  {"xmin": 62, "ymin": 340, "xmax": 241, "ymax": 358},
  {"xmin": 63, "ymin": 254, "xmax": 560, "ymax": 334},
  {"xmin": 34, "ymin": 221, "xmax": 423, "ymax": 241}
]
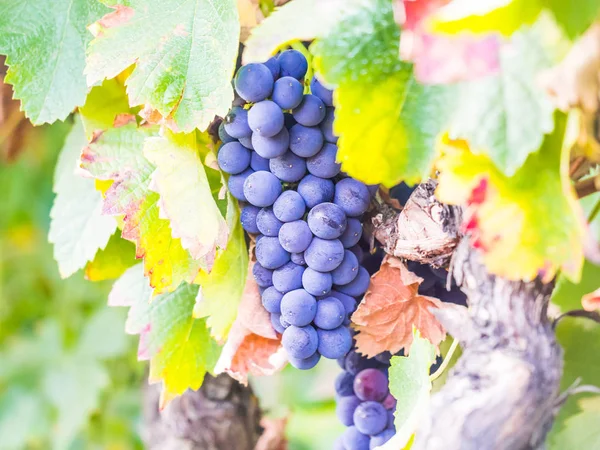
[
  {"xmin": 0, "ymin": 0, "xmax": 109, "ymax": 124},
  {"xmin": 449, "ymin": 28, "xmax": 555, "ymax": 176},
  {"xmin": 0, "ymin": 388, "xmax": 50, "ymax": 450},
  {"xmin": 84, "ymin": 233, "xmax": 137, "ymax": 282},
  {"xmin": 551, "ymin": 409, "xmax": 600, "ymax": 449},
  {"xmin": 388, "ymin": 332, "xmax": 436, "ymax": 447},
  {"xmin": 76, "ymin": 308, "xmax": 129, "ymax": 359},
  {"xmin": 243, "ymin": 0, "xmax": 359, "ymax": 63},
  {"xmin": 542, "ymin": 0, "xmax": 600, "ymax": 39},
  {"xmin": 312, "ymin": 0, "xmax": 452, "ymax": 186},
  {"xmin": 49, "ymin": 118, "xmax": 117, "ymax": 278},
  {"xmin": 193, "ymin": 214, "xmax": 247, "ymax": 341},
  {"xmin": 86, "ymin": 0, "xmax": 240, "ymax": 132},
  {"xmin": 552, "ymin": 259, "xmax": 600, "ymax": 311}
]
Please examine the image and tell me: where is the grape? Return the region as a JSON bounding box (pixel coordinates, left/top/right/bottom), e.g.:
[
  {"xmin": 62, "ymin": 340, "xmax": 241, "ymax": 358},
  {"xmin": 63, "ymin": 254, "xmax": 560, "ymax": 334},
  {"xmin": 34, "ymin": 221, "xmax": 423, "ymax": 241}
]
[
  {"xmin": 314, "ymin": 297, "xmax": 345, "ymax": 330},
  {"xmin": 317, "ymin": 325, "xmax": 352, "ymax": 359},
  {"xmin": 334, "ymin": 178, "xmax": 371, "ymax": 217},
  {"xmin": 382, "ymin": 393, "xmax": 396, "ymax": 410},
  {"xmin": 269, "ymin": 151, "xmax": 307, "ymax": 182},
  {"xmin": 272, "ymin": 76, "xmax": 304, "ymax": 109},
  {"xmin": 270, "ymin": 313, "xmax": 285, "ymax": 334},
  {"xmin": 340, "ymin": 218, "xmax": 363, "ymax": 248},
  {"xmin": 273, "ymin": 190, "xmax": 306, "ymax": 222},
  {"xmin": 262, "ymin": 286, "xmax": 283, "ymax": 314},
  {"xmin": 302, "ymin": 268, "xmax": 332, "ymax": 296},
  {"xmin": 310, "ymin": 77, "xmax": 334, "ymax": 106},
  {"xmin": 289, "ymin": 352, "xmax": 321, "ymax": 370},
  {"xmin": 342, "ymin": 426, "xmax": 370, "ymax": 450},
  {"xmin": 298, "ymin": 175, "xmax": 335, "ymax": 208},
  {"xmin": 234, "ymin": 63, "xmax": 274, "ymax": 102},
  {"xmin": 284, "ymin": 112, "xmax": 297, "ymax": 129},
  {"xmin": 320, "ymin": 107, "xmax": 338, "ymax": 144},
  {"xmin": 307, "ymin": 202, "xmax": 347, "ymax": 239},
  {"xmin": 344, "ymin": 351, "xmax": 381, "ymax": 376},
  {"xmin": 252, "ymin": 127, "xmax": 289, "ymax": 158},
  {"xmin": 228, "ymin": 168, "xmax": 254, "ymax": 201},
  {"xmin": 237, "ymin": 136, "xmax": 252, "ymax": 150},
  {"xmin": 369, "ymin": 429, "xmax": 395, "ymax": 449},
  {"xmin": 281, "ymin": 324, "xmax": 318, "ymax": 359},
  {"xmin": 289, "ymin": 124, "xmax": 324, "ymax": 158},
  {"xmin": 243, "ymin": 171, "xmax": 282, "ymax": 207},
  {"xmin": 250, "ymin": 152, "xmax": 270, "ymax": 172},
  {"xmin": 331, "ymin": 250, "xmax": 359, "ymax": 286},
  {"xmin": 334, "ymin": 438, "xmax": 346, "ymax": 450},
  {"xmin": 353, "ymin": 402, "xmax": 387, "ymax": 436},
  {"xmin": 248, "ymin": 100, "xmax": 284, "ymax": 137},
  {"xmin": 293, "ymin": 94, "xmax": 326, "ymax": 126},
  {"xmin": 336, "ymin": 395, "xmax": 361, "ymax": 426},
  {"xmin": 291, "ymin": 252, "xmax": 306, "ymax": 265},
  {"xmin": 217, "ymin": 142, "xmax": 251, "ymax": 174},
  {"xmin": 264, "ymin": 56, "xmax": 281, "ymax": 80},
  {"xmin": 280, "ymin": 289, "xmax": 317, "ymax": 326},
  {"xmin": 277, "ymin": 49, "xmax": 308, "ymax": 80},
  {"xmin": 349, "ymin": 245, "xmax": 364, "ymax": 263},
  {"xmin": 389, "ymin": 182, "xmax": 415, "ymax": 205},
  {"xmin": 255, "ymin": 236, "xmax": 290, "ymax": 269},
  {"xmin": 307, "ymin": 143, "xmax": 341, "ymax": 178},
  {"xmin": 272, "ymin": 262, "xmax": 305, "ymax": 293},
  {"xmin": 336, "ymin": 267, "xmax": 370, "ymax": 297},
  {"xmin": 240, "ymin": 205, "xmax": 260, "ymax": 234},
  {"xmin": 256, "ymin": 208, "xmax": 283, "ymax": 236},
  {"xmin": 218, "ymin": 121, "xmax": 235, "ymax": 143},
  {"xmin": 374, "ymin": 352, "xmax": 392, "ymax": 365},
  {"xmin": 328, "ymin": 290, "xmax": 357, "ymax": 325},
  {"xmin": 252, "ymin": 262, "xmax": 273, "ymax": 287},
  {"xmin": 280, "ymin": 315, "xmax": 291, "ymax": 329},
  {"xmin": 224, "ymin": 106, "xmax": 252, "ymax": 138},
  {"xmin": 335, "ymin": 371, "xmax": 356, "ymax": 397},
  {"xmin": 430, "ymin": 265, "xmax": 449, "ymax": 280},
  {"xmin": 387, "ymin": 411, "xmax": 395, "ymax": 429},
  {"xmin": 278, "ymin": 220, "xmax": 313, "ymax": 253},
  {"xmin": 367, "ymin": 184, "xmax": 379, "ymax": 197},
  {"xmin": 304, "ymin": 238, "xmax": 345, "ymax": 272},
  {"xmin": 353, "ymin": 368, "xmax": 389, "ymax": 402}
]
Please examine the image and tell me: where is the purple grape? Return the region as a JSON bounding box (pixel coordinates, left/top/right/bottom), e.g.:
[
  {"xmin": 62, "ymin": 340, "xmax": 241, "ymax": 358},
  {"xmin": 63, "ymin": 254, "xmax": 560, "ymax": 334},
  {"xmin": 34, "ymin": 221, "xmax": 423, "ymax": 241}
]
[
  {"xmin": 269, "ymin": 151, "xmax": 307, "ymax": 182},
  {"xmin": 334, "ymin": 438, "xmax": 346, "ymax": 450},
  {"xmin": 353, "ymin": 401, "xmax": 387, "ymax": 436},
  {"xmin": 314, "ymin": 297, "xmax": 345, "ymax": 330},
  {"xmin": 304, "ymin": 237, "xmax": 345, "ymax": 272},
  {"xmin": 262, "ymin": 286, "xmax": 283, "ymax": 313},
  {"xmin": 389, "ymin": 182, "xmax": 415, "ymax": 205},
  {"xmin": 255, "ymin": 236, "xmax": 290, "ymax": 269},
  {"xmin": 228, "ymin": 168, "xmax": 254, "ymax": 202},
  {"xmin": 344, "ymin": 351, "xmax": 381, "ymax": 376},
  {"xmin": 284, "ymin": 112, "xmax": 297, "ymax": 129},
  {"xmin": 248, "ymin": 100, "xmax": 284, "ymax": 137},
  {"xmin": 256, "ymin": 207, "xmax": 283, "ymax": 237},
  {"xmin": 272, "ymin": 76, "xmax": 304, "ymax": 109},
  {"xmin": 291, "ymin": 252, "xmax": 306, "ymax": 265},
  {"xmin": 336, "ymin": 395, "xmax": 361, "ymax": 426},
  {"xmin": 277, "ymin": 49, "xmax": 308, "ymax": 80},
  {"xmin": 240, "ymin": 205, "xmax": 260, "ymax": 234},
  {"xmin": 317, "ymin": 325, "xmax": 352, "ymax": 359},
  {"xmin": 329, "ymin": 290, "xmax": 357, "ymax": 325},
  {"xmin": 273, "ymin": 190, "xmax": 306, "ymax": 222},
  {"xmin": 298, "ymin": 175, "xmax": 335, "ymax": 208},
  {"xmin": 336, "ymin": 266, "xmax": 370, "ymax": 297},
  {"xmin": 387, "ymin": 410, "xmax": 395, "ymax": 429},
  {"xmin": 238, "ymin": 135, "xmax": 254, "ymax": 150},
  {"xmin": 234, "ymin": 63, "xmax": 274, "ymax": 102},
  {"xmin": 342, "ymin": 426, "xmax": 370, "ymax": 450},
  {"xmin": 243, "ymin": 171, "xmax": 282, "ymax": 207},
  {"xmin": 353, "ymin": 368, "xmax": 389, "ymax": 402},
  {"xmin": 369, "ymin": 429, "xmax": 395, "ymax": 449},
  {"xmin": 349, "ymin": 245, "xmax": 364, "ymax": 263},
  {"xmin": 334, "ymin": 178, "xmax": 371, "ymax": 217},
  {"xmin": 273, "ymin": 262, "xmax": 305, "ymax": 293},
  {"xmin": 382, "ymin": 393, "xmax": 396, "ymax": 410},
  {"xmin": 271, "ymin": 313, "xmax": 285, "ymax": 334},
  {"xmin": 282, "ymin": 324, "xmax": 318, "ymax": 359},
  {"xmin": 302, "ymin": 268, "xmax": 332, "ymax": 296},
  {"xmin": 252, "ymin": 127, "xmax": 289, "ymax": 158},
  {"xmin": 320, "ymin": 107, "xmax": 338, "ymax": 144},
  {"xmin": 340, "ymin": 218, "xmax": 363, "ymax": 248},
  {"xmin": 280, "ymin": 289, "xmax": 317, "ymax": 326},
  {"xmin": 293, "ymin": 94, "xmax": 326, "ymax": 126},
  {"xmin": 218, "ymin": 122, "xmax": 235, "ymax": 143},
  {"xmin": 307, "ymin": 202, "xmax": 347, "ymax": 239},
  {"xmin": 250, "ymin": 152, "xmax": 270, "ymax": 172},
  {"xmin": 278, "ymin": 220, "xmax": 313, "ymax": 253},
  {"xmin": 224, "ymin": 106, "xmax": 252, "ymax": 138},
  {"xmin": 335, "ymin": 371, "xmax": 355, "ymax": 397},
  {"xmin": 252, "ymin": 262, "xmax": 273, "ymax": 287},
  {"xmin": 310, "ymin": 77, "xmax": 334, "ymax": 106},
  {"xmin": 307, "ymin": 143, "xmax": 341, "ymax": 178},
  {"xmin": 280, "ymin": 315, "xmax": 291, "ymax": 329},
  {"xmin": 430, "ymin": 265, "xmax": 449, "ymax": 281},
  {"xmin": 264, "ymin": 56, "xmax": 281, "ymax": 80},
  {"xmin": 331, "ymin": 250, "xmax": 359, "ymax": 286},
  {"xmin": 290, "ymin": 124, "xmax": 324, "ymax": 158},
  {"xmin": 289, "ymin": 352, "xmax": 321, "ymax": 370},
  {"xmin": 374, "ymin": 352, "xmax": 392, "ymax": 365}
]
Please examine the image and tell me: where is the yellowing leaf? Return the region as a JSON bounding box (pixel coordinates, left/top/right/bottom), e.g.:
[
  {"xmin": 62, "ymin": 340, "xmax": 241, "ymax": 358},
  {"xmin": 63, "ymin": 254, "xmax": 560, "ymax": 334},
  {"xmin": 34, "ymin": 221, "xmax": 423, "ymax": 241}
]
[
  {"xmin": 84, "ymin": 233, "xmax": 137, "ymax": 281},
  {"xmin": 435, "ymin": 116, "xmax": 586, "ymax": 282}
]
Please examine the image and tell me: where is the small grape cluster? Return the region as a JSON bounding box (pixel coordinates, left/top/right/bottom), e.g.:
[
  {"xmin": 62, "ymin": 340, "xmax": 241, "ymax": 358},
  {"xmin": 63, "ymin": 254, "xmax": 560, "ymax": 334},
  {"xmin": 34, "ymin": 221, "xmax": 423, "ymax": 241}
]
[
  {"xmin": 334, "ymin": 350, "xmax": 397, "ymax": 450},
  {"xmin": 218, "ymin": 49, "xmax": 375, "ymax": 369}
]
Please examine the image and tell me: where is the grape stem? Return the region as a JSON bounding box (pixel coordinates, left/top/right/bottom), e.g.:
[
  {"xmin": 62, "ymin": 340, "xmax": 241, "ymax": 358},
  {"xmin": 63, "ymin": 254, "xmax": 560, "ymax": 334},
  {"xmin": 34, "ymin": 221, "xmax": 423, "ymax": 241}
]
[{"xmin": 429, "ymin": 337, "xmax": 459, "ymax": 382}]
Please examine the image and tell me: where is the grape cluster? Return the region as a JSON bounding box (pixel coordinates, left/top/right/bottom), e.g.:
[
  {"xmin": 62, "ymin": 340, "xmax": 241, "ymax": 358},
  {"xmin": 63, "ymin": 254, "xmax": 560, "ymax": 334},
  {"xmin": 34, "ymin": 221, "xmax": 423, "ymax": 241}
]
[
  {"xmin": 218, "ymin": 50, "xmax": 375, "ymax": 369},
  {"xmin": 334, "ymin": 350, "xmax": 397, "ymax": 450}
]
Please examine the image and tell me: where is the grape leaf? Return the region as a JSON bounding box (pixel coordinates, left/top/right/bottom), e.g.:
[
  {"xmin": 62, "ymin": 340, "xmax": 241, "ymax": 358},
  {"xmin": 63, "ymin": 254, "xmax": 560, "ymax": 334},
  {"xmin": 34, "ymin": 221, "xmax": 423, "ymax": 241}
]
[
  {"xmin": 312, "ymin": 0, "xmax": 453, "ymax": 186},
  {"xmin": 85, "ymin": 233, "xmax": 137, "ymax": 282},
  {"xmin": 79, "ymin": 78, "xmax": 133, "ymax": 139},
  {"xmin": 0, "ymin": 0, "xmax": 109, "ymax": 124},
  {"xmin": 552, "ymin": 259, "xmax": 600, "ymax": 311},
  {"xmin": 384, "ymin": 332, "xmax": 436, "ymax": 450},
  {"xmin": 398, "ymin": 0, "xmax": 452, "ymax": 31},
  {"xmin": 426, "ymin": 0, "xmax": 542, "ymax": 36},
  {"xmin": 0, "ymin": 388, "xmax": 49, "ymax": 450},
  {"xmin": 86, "ymin": 0, "xmax": 240, "ymax": 132},
  {"xmin": 542, "ymin": 0, "xmax": 600, "ymax": 39},
  {"xmin": 449, "ymin": 28, "xmax": 555, "ymax": 175},
  {"xmin": 49, "ymin": 118, "xmax": 117, "ymax": 278},
  {"xmin": 435, "ymin": 116, "xmax": 586, "ymax": 283},
  {"xmin": 144, "ymin": 130, "xmax": 229, "ymax": 262},
  {"xmin": 352, "ymin": 256, "xmax": 446, "ymax": 357},
  {"xmin": 551, "ymin": 410, "xmax": 600, "ymax": 449},
  {"xmin": 110, "ymin": 264, "xmax": 222, "ymax": 406}
]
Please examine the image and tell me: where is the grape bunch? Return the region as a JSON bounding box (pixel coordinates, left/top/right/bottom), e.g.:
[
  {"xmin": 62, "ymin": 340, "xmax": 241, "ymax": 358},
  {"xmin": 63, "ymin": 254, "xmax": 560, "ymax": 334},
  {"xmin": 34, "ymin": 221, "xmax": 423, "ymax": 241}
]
[
  {"xmin": 334, "ymin": 350, "xmax": 397, "ymax": 450},
  {"xmin": 217, "ymin": 49, "xmax": 375, "ymax": 370}
]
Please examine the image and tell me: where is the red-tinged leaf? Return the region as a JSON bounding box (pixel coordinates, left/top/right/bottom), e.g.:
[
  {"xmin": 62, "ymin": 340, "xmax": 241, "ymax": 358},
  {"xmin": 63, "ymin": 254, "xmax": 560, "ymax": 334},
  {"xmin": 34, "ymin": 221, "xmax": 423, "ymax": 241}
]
[
  {"xmin": 255, "ymin": 417, "xmax": 288, "ymax": 450},
  {"xmin": 582, "ymin": 288, "xmax": 600, "ymax": 311},
  {"xmin": 395, "ymin": 0, "xmax": 451, "ymax": 30},
  {"xmin": 352, "ymin": 256, "xmax": 446, "ymax": 357},
  {"xmin": 97, "ymin": 5, "xmax": 135, "ymax": 29}
]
